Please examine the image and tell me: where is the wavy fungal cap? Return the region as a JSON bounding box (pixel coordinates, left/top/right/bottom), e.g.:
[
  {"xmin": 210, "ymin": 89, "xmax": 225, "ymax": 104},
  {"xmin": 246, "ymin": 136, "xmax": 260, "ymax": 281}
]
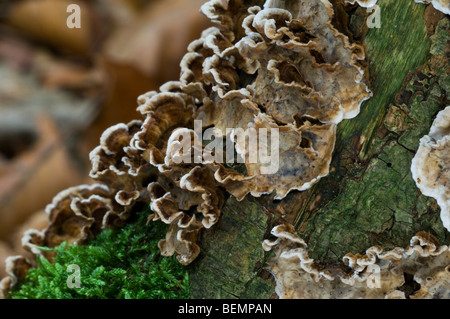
[
  {"xmin": 263, "ymin": 224, "xmax": 450, "ymax": 299},
  {"xmin": 411, "ymin": 106, "xmax": 450, "ymax": 232}
]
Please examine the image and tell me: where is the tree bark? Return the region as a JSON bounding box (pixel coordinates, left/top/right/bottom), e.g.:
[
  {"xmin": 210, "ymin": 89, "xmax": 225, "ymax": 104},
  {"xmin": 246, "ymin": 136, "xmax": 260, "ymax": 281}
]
[{"xmin": 189, "ymin": 0, "xmax": 450, "ymax": 298}]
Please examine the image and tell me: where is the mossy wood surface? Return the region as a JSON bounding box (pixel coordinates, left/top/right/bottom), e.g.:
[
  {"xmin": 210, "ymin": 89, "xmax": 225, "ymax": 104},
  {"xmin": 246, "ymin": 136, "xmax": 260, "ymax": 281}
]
[{"xmin": 190, "ymin": 0, "xmax": 450, "ymax": 298}]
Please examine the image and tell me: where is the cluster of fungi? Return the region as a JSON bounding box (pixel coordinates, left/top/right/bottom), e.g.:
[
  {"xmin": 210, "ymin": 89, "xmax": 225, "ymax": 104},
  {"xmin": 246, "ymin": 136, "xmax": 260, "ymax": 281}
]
[{"xmin": 1, "ymin": 0, "xmax": 449, "ymax": 299}]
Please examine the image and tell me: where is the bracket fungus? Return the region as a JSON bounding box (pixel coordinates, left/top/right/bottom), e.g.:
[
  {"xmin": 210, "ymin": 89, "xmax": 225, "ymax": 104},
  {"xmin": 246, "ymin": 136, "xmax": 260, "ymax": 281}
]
[
  {"xmin": 1, "ymin": 0, "xmax": 376, "ymax": 296},
  {"xmin": 263, "ymin": 224, "xmax": 450, "ymax": 299},
  {"xmin": 0, "ymin": 256, "xmax": 31, "ymax": 299},
  {"xmin": 21, "ymin": 183, "xmax": 131, "ymax": 260},
  {"xmin": 1, "ymin": 0, "xmax": 449, "ymax": 300},
  {"xmin": 411, "ymin": 106, "xmax": 450, "ymax": 232},
  {"xmin": 16, "ymin": 0, "xmax": 369, "ymax": 265}
]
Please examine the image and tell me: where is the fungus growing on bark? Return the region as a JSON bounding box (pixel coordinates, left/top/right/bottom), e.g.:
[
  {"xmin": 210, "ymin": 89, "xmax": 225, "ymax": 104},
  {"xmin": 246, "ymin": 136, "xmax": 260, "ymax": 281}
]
[
  {"xmin": 263, "ymin": 224, "xmax": 450, "ymax": 299},
  {"xmin": 1, "ymin": 0, "xmax": 374, "ymax": 292},
  {"xmin": 411, "ymin": 106, "xmax": 450, "ymax": 232},
  {"xmin": 21, "ymin": 183, "xmax": 128, "ymax": 260},
  {"xmin": 91, "ymin": 0, "xmax": 370, "ymax": 261},
  {"xmin": 182, "ymin": 0, "xmax": 371, "ymax": 200}
]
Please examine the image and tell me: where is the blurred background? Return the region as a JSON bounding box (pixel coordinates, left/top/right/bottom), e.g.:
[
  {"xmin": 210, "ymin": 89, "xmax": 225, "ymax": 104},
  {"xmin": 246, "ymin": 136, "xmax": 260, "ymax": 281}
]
[{"xmin": 0, "ymin": 0, "xmax": 210, "ymax": 277}]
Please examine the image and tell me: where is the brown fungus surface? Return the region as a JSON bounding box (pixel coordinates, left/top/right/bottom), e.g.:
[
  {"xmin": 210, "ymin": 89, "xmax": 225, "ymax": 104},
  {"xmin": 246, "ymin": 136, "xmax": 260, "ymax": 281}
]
[
  {"xmin": 21, "ymin": 184, "xmax": 129, "ymax": 259},
  {"xmin": 182, "ymin": 0, "xmax": 371, "ymax": 200},
  {"xmin": 1, "ymin": 0, "xmax": 373, "ymax": 292},
  {"xmin": 0, "ymin": 256, "xmax": 32, "ymax": 299},
  {"xmin": 263, "ymin": 224, "xmax": 450, "ymax": 299},
  {"xmin": 89, "ymin": 0, "xmax": 369, "ymax": 262}
]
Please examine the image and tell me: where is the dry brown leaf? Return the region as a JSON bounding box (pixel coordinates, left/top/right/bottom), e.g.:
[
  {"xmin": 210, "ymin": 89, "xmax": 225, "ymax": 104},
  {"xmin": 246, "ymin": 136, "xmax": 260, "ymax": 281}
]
[
  {"xmin": 103, "ymin": 0, "xmax": 211, "ymax": 83},
  {"xmin": 0, "ymin": 116, "xmax": 85, "ymax": 240},
  {"xmin": 6, "ymin": 0, "xmax": 102, "ymax": 56}
]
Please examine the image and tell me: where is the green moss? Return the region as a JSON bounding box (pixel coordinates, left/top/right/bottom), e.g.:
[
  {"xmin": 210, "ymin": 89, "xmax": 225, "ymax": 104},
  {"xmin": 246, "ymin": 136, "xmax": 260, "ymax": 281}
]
[
  {"xmin": 339, "ymin": 0, "xmax": 430, "ymax": 161},
  {"xmin": 8, "ymin": 207, "xmax": 189, "ymax": 299}
]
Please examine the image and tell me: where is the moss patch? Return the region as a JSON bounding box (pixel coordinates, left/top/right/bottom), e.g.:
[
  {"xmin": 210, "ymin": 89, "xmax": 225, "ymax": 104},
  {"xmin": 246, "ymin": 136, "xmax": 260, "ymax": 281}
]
[
  {"xmin": 340, "ymin": 0, "xmax": 431, "ymax": 160},
  {"xmin": 8, "ymin": 207, "xmax": 189, "ymax": 299}
]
